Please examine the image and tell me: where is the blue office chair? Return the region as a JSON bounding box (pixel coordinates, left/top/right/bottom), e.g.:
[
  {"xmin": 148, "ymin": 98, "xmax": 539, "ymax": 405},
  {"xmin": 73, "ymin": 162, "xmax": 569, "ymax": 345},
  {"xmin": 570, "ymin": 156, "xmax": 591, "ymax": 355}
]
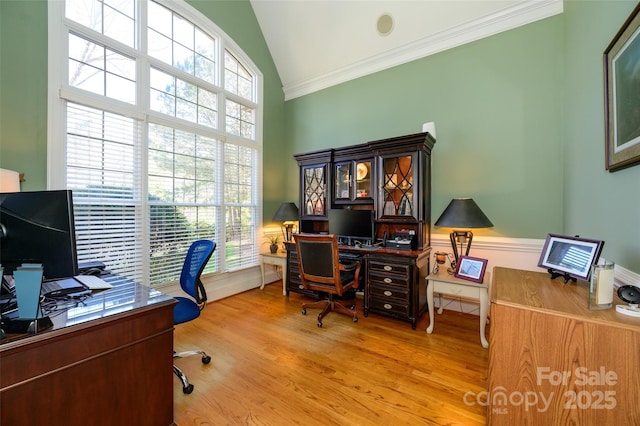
[{"xmin": 173, "ymin": 239, "xmax": 216, "ymax": 394}]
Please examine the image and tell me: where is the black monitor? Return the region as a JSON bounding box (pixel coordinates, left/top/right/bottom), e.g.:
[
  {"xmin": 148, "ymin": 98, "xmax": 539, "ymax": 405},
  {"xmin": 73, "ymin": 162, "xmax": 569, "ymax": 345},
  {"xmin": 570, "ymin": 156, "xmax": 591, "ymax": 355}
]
[
  {"xmin": 0, "ymin": 190, "xmax": 78, "ymax": 280},
  {"xmin": 328, "ymin": 209, "xmax": 374, "ymax": 243}
]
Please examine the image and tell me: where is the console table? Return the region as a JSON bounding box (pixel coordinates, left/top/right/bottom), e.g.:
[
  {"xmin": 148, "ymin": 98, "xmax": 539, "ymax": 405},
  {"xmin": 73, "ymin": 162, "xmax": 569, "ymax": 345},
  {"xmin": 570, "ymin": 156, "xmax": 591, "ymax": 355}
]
[
  {"xmin": 260, "ymin": 252, "xmax": 287, "ymax": 295},
  {"xmin": 426, "ymin": 270, "xmax": 490, "ymax": 348},
  {"xmin": 0, "ymin": 275, "xmax": 176, "ymax": 425},
  {"xmin": 488, "ymin": 267, "xmax": 640, "ymax": 424}
]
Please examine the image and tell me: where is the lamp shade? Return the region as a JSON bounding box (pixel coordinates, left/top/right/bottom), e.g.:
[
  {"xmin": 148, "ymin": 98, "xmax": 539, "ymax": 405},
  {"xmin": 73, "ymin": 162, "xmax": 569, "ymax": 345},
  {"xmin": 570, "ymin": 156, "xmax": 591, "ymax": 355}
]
[
  {"xmin": 434, "ymin": 198, "xmax": 493, "ymax": 229},
  {"xmin": 0, "ymin": 168, "xmax": 21, "ymax": 192},
  {"xmin": 272, "ymin": 202, "xmax": 299, "ymax": 222}
]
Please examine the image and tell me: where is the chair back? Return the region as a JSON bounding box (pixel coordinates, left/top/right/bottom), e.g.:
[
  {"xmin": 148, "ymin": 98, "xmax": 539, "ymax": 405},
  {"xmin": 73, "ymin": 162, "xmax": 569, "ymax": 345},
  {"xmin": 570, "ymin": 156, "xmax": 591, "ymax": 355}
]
[
  {"xmin": 180, "ymin": 240, "xmax": 216, "ymax": 306},
  {"xmin": 293, "ymin": 233, "xmax": 358, "ymax": 296}
]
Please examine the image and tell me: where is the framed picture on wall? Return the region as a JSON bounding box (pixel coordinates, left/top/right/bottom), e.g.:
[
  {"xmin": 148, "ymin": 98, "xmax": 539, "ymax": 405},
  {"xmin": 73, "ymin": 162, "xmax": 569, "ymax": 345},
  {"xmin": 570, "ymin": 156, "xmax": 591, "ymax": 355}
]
[
  {"xmin": 604, "ymin": 3, "xmax": 640, "ymax": 172},
  {"xmin": 454, "ymin": 256, "xmax": 488, "ymax": 284}
]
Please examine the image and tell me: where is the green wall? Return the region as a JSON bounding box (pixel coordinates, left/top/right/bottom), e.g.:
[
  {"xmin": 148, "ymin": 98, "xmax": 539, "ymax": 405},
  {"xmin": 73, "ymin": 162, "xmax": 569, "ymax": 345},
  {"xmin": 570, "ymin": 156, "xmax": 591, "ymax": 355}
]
[
  {"xmin": 0, "ymin": 1, "xmax": 48, "ymax": 190},
  {"xmin": 0, "ymin": 0, "xmax": 287, "ymax": 222},
  {"xmin": 284, "ymin": 1, "xmax": 640, "ymax": 274},
  {"xmin": 285, "ymin": 16, "xmax": 565, "ymax": 239},
  {"xmin": 563, "ymin": 0, "xmax": 640, "ymax": 271}
]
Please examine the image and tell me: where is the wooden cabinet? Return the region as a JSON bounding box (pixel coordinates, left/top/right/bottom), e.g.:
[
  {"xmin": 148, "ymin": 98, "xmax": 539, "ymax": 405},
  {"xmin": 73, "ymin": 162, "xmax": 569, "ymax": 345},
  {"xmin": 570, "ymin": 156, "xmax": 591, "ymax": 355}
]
[
  {"xmin": 488, "ymin": 267, "xmax": 640, "ymax": 425},
  {"xmin": 290, "ymin": 132, "xmax": 434, "ymax": 327},
  {"xmin": 364, "ymin": 251, "xmax": 430, "ymax": 329},
  {"xmin": 370, "ymin": 133, "xmax": 433, "ymax": 251},
  {"xmin": 293, "ymin": 132, "xmax": 434, "ymax": 249}
]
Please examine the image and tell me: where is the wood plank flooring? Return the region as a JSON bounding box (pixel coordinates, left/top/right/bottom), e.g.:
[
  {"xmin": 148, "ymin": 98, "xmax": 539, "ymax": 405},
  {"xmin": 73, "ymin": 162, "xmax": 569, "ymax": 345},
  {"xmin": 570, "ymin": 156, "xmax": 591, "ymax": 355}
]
[{"xmin": 172, "ymin": 281, "xmax": 488, "ymax": 425}]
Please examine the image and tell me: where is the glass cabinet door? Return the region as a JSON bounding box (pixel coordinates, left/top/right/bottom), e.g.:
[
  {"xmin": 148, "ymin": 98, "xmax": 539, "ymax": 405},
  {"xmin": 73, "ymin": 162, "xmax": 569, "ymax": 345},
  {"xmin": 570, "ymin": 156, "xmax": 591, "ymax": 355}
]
[
  {"xmin": 334, "ymin": 162, "xmax": 352, "ymax": 201},
  {"xmin": 302, "ymin": 164, "xmax": 326, "ymax": 216},
  {"xmin": 334, "ymin": 160, "xmax": 373, "ymax": 203},
  {"xmin": 381, "ymin": 155, "xmax": 414, "ymax": 218},
  {"xmin": 354, "ymin": 160, "xmax": 372, "ymax": 200}
]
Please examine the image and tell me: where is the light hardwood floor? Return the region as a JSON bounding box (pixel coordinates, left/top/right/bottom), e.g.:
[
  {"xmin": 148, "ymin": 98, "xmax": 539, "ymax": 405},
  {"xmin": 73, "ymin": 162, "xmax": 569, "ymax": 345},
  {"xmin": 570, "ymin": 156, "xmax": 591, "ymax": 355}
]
[{"xmin": 173, "ymin": 280, "xmax": 489, "ymax": 425}]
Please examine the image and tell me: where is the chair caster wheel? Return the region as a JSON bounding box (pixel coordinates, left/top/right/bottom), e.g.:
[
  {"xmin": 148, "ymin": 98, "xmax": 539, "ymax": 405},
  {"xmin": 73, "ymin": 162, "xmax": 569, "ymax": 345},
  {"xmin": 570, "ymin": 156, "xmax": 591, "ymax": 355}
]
[
  {"xmin": 202, "ymin": 355, "xmax": 211, "ymax": 364},
  {"xmin": 317, "ymin": 321, "xmax": 322, "ymax": 328},
  {"xmin": 183, "ymin": 384, "xmax": 194, "ymax": 394},
  {"xmin": 302, "ymin": 308, "xmax": 307, "ymax": 315}
]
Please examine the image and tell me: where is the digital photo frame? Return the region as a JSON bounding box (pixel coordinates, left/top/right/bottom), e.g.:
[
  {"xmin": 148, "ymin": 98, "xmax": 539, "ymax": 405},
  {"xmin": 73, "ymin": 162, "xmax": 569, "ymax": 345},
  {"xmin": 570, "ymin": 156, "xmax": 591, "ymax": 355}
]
[
  {"xmin": 454, "ymin": 256, "xmax": 488, "ymax": 284},
  {"xmin": 538, "ymin": 234, "xmax": 604, "ymax": 282}
]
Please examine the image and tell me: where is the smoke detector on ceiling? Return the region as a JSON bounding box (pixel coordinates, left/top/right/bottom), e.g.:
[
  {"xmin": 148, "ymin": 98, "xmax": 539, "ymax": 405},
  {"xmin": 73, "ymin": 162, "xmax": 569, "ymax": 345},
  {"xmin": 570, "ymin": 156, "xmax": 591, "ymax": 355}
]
[{"xmin": 377, "ymin": 14, "xmax": 394, "ymax": 36}]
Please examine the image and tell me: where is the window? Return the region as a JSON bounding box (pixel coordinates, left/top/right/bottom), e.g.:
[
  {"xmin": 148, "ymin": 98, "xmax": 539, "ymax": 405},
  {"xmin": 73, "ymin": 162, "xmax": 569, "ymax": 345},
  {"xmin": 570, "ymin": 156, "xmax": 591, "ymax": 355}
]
[{"xmin": 49, "ymin": 0, "xmax": 262, "ymax": 286}]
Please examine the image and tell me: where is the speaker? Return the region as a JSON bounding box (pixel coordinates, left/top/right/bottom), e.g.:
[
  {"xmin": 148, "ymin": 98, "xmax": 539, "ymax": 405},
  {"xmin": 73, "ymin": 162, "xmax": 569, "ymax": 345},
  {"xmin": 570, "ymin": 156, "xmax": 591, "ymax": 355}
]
[
  {"xmin": 617, "ymin": 285, "xmax": 640, "ymax": 304},
  {"xmin": 615, "ymin": 285, "xmax": 640, "ymax": 317}
]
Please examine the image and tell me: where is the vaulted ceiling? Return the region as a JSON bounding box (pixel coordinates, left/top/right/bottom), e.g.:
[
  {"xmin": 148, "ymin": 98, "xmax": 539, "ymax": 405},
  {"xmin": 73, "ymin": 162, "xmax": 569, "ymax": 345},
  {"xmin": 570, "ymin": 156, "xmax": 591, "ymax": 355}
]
[{"xmin": 249, "ymin": 0, "xmax": 563, "ymax": 100}]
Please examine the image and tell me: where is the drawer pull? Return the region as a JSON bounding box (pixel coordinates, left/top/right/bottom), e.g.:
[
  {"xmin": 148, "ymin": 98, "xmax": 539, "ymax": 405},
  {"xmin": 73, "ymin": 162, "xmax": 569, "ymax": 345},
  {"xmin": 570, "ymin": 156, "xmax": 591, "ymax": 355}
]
[
  {"xmin": 383, "ymin": 303, "xmax": 393, "ymax": 310},
  {"xmin": 383, "ymin": 278, "xmax": 392, "ymax": 284},
  {"xmin": 383, "ymin": 290, "xmax": 393, "ymax": 297},
  {"xmin": 384, "ymin": 265, "xmax": 392, "ymax": 271}
]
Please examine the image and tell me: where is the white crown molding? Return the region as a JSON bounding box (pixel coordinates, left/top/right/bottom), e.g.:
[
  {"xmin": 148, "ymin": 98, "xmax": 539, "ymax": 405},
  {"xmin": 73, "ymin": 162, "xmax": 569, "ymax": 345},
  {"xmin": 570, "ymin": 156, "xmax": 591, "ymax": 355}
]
[{"xmin": 283, "ymin": 0, "xmax": 563, "ymax": 100}]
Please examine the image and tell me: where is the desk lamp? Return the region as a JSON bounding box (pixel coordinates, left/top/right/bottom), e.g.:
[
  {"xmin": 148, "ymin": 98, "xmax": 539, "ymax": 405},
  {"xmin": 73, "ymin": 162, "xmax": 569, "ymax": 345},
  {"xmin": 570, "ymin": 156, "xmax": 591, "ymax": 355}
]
[
  {"xmin": 273, "ymin": 202, "xmax": 299, "ymax": 242},
  {"xmin": 434, "ymin": 198, "xmax": 493, "ymax": 266}
]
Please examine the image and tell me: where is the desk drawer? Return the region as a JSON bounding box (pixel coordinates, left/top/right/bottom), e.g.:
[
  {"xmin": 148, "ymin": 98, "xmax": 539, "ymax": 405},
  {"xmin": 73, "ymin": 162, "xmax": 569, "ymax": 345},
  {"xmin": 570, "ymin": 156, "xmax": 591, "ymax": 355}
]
[
  {"xmin": 368, "ymin": 298, "xmax": 410, "ymax": 316},
  {"xmin": 432, "ymin": 281, "xmax": 482, "ymax": 299},
  {"xmin": 368, "ymin": 261, "xmax": 410, "ymax": 277},
  {"xmin": 369, "ymin": 283, "xmax": 409, "ymax": 301},
  {"xmin": 369, "ymin": 273, "xmax": 409, "ymax": 288}
]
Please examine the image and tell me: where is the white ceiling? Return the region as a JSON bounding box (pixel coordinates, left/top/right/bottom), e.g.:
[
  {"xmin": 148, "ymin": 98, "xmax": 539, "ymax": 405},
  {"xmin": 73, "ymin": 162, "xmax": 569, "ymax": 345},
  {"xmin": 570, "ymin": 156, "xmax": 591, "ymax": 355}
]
[{"xmin": 249, "ymin": 0, "xmax": 563, "ymax": 100}]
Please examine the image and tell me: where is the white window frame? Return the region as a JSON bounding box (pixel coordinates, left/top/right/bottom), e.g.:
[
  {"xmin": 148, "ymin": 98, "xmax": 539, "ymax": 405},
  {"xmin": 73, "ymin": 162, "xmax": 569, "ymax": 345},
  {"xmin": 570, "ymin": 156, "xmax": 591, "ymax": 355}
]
[{"xmin": 47, "ymin": 0, "xmax": 263, "ymax": 286}]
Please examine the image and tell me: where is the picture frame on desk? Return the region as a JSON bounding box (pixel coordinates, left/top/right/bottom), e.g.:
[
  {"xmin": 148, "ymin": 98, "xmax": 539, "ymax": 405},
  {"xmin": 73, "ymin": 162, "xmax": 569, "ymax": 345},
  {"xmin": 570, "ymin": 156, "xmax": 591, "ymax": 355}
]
[
  {"xmin": 537, "ymin": 234, "xmax": 604, "ymax": 282},
  {"xmin": 604, "ymin": 2, "xmax": 640, "ymax": 172},
  {"xmin": 454, "ymin": 256, "xmax": 487, "ymax": 284}
]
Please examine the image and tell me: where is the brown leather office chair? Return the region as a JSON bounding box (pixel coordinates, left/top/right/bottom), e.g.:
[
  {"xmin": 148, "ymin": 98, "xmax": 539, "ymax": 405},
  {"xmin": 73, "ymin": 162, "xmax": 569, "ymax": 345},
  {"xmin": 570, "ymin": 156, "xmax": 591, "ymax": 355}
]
[{"xmin": 293, "ymin": 233, "xmax": 361, "ymax": 327}]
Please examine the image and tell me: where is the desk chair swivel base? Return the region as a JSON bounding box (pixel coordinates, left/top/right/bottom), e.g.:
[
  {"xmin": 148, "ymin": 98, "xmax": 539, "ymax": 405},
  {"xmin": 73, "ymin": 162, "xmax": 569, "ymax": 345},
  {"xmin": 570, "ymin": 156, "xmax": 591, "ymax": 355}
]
[
  {"xmin": 173, "ymin": 350, "xmax": 211, "ymax": 394},
  {"xmin": 302, "ymin": 294, "xmax": 358, "ymax": 328}
]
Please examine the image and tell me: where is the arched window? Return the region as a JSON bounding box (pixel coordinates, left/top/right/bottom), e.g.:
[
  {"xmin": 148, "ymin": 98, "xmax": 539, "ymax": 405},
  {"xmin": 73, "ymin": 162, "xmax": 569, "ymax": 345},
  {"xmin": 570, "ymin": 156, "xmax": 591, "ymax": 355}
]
[{"xmin": 48, "ymin": 0, "xmax": 263, "ymax": 286}]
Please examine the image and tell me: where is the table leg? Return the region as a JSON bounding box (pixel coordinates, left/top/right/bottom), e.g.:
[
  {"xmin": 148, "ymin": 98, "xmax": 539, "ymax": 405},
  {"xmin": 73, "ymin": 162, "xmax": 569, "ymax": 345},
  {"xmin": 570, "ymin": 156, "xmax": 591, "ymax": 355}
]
[
  {"xmin": 479, "ymin": 287, "xmax": 489, "ymax": 348},
  {"xmin": 426, "ymin": 280, "xmax": 434, "ymax": 334},
  {"xmin": 281, "ymin": 261, "xmax": 287, "ymax": 296},
  {"xmin": 260, "ymin": 261, "xmax": 266, "ymax": 290}
]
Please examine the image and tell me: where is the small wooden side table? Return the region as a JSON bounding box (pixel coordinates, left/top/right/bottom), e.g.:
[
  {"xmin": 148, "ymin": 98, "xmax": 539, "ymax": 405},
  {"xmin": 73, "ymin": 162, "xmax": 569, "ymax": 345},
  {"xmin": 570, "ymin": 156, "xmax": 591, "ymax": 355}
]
[
  {"xmin": 259, "ymin": 252, "xmax": 287, "ymax": 296},
  {"xmin": 426, "ymin": 270, "xmax": 491, "ymax": 348}
]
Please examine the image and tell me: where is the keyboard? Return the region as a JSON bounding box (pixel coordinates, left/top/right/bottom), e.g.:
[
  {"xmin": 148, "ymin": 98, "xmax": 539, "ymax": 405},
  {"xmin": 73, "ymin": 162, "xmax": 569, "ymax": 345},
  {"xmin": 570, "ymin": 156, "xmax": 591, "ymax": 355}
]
[{"xmin": 74, "ymin": 275, "xmax": 113, "ymax": 290}]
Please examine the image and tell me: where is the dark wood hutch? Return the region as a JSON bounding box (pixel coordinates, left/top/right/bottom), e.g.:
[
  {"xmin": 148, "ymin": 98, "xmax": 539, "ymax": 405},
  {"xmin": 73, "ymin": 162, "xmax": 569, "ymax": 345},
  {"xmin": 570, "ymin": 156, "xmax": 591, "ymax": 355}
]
[{"xmin": 286, "ymin": 132, "xmax": 435, "ymax": 329}]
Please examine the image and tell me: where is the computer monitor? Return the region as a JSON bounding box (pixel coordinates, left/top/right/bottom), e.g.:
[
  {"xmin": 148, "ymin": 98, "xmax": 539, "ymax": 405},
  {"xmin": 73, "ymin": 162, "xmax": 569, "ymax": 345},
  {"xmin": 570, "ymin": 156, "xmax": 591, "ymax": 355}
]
[
  {"xmin": 0, "ymin": 190, "xmax": 78, "ymax": 280},
  {"xmin": 328, "ymin": 209, "xmax": 374, "ymax": 243}
]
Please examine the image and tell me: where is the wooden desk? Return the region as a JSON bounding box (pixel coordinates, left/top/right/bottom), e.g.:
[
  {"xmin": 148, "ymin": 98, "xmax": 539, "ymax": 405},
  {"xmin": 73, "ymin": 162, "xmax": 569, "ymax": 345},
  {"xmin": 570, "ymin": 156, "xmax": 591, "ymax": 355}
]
[
  {"xmin": 260, "ymin": 252, "xmax": 287, "ymax": 295},
  {"xmin": 0, "ymin": 275, "xmax": 176, "ymax": 425},
  {"xmin": 488, "ymin": 267, "xmax": 640, "ymax": 424},
  {"xmin": 426, "ymin": 270, "xmax": 490, "ymax": 348}
]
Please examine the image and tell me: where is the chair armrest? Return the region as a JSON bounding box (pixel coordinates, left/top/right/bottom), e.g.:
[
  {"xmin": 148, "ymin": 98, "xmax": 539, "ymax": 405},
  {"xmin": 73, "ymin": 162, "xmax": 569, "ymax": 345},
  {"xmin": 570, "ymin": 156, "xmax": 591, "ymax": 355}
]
[
  {"xmin": 339, "ymin": 260, "xmax": 362, "ymax": 289},
  {"xmin": 339, "ymin": 261, "xmax": 359, "ymax": 271}
]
